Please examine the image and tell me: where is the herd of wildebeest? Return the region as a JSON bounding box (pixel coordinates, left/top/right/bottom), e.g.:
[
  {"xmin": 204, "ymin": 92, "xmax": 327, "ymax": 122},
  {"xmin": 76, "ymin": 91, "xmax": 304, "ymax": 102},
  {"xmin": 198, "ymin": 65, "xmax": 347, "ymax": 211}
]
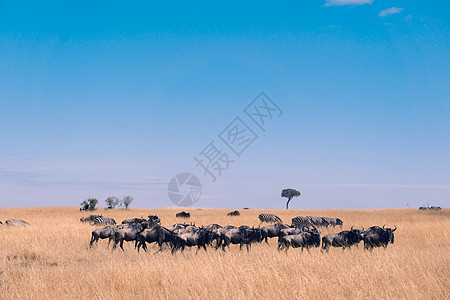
[
  {"xmin": 3, "ymin": 205, "xmax": 445, "ymax": 253},
  {"xmin": 72, "ymin": 212, "xmax": 399, "ymax": 253}
]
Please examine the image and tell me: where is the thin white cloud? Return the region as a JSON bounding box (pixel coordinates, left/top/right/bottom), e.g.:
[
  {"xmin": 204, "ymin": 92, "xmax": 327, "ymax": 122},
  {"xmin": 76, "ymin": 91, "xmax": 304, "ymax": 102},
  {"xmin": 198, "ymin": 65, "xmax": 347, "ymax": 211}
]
[
  {"xmin": 379, "ymin": 7, "xmax": 404, "ymax": 17},
  {"xmin": 325, "ymin": 0, "xmax": 373, "ymax": 7}
]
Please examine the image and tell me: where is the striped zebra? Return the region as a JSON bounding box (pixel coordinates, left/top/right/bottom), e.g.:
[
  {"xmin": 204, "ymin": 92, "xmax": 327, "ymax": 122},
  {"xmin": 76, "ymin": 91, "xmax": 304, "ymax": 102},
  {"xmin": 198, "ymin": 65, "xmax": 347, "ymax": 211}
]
[
  {"xmin": 5, "ymin": 219, "xmax": 30, "ymax": 227},
  {"xmin": 258, "ymin": 213, "xmax": 282, "ymax": 224},
  {"xmin": 291, "ymin": 216, "xmax": 311, "ymax": 228},
  {"xmin": 93, "ymin": 216, "xmax": 117, "ymax": 226}
]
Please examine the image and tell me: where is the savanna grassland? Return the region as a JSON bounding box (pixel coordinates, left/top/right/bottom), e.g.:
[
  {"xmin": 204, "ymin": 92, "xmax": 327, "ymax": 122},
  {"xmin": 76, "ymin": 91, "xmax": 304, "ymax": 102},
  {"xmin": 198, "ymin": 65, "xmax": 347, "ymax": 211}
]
[{"xmin": 0, "ymin": 207, "xmax": 448, "ymax": 300}]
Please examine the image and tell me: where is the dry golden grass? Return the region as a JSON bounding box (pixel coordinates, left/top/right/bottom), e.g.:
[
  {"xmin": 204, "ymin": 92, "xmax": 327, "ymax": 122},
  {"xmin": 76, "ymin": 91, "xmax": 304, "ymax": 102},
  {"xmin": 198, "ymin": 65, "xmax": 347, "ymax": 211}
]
[{"xmin": 0, "ymin": 207, "xmax": 449, "ymax": 299}]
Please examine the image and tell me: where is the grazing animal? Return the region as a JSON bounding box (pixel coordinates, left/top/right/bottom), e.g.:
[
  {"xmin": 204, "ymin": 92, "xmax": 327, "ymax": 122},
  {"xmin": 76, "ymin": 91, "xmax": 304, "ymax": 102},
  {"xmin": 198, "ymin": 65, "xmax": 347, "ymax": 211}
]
[
  {"xmin": 227, "ymin": 210, "xmax": 240, "ymax": 216},
  {"xmin": 321, "ymin": 217, "xmax": 344, "ymax": 228},
  {"xmin": 148, "ymin": 215, "xmax": 161, "ymax": 225},
  {"xmin": 176, "ymin": 211, "xmax": 190, "ymax": 218},
  {"xmin": 419, "ymin": 206, "xmax": 428, "ymax": 210},
  {"xmin": 137, "ymin": 225, "xmax": 179, "ymax": 253},
  {"xmin": 430, "ymin": 206, "xmax": 442, "ymax": 210},
  {"xmin": 0, "ymin": 221, "xmax": 3, "ymax": 227},
  {"xmin": 258, "ymin": 213, "xmax": 282, "ymax": 224},
  {"xmin": 80, "ymin": 215, "xmax": 102, "ymax": 223},
  {"xmin": 291, "ymin": 216, "xmax": 312, "ymax": 228},
  {"xmin": 80, "ymin": 203, "xmax": 89, "ymax": 211},
  {"xmin": 322, "ymin": 227, "xmax": 363, "ymax": 252},
  {"xmin": 90, "ymin": 226, "xmax": 117, "ymax": 247},
  {"xmin": 278, "ymin": 231, "xmax": 321, "ymax": 252},
  {"xmin": 93, "ymin": 216, "xmax": 117, "ymax": 226},
  {"xmin": 174, "ymin": 227, "xmax": 212, "ymax": 252},
  {"xmin": 113, "ymin": 222, "xmax": 148, "ymax": 251},
  {"xmin": 261, "ymin": 223, "xmax": 290, "ymax": 243},
  {"xmin": 362, "ymin": 225, "xmax": 397, "ymax": 250},
  {"xmin": 5, "ymin": 219, "xmax": 30, "ymax": 227},
  {"xmin": 218, "ymin": 226, "xmax": 262, "ymax": 251},
  {"xmin": 307, "ymin": 216, "xmax": 327, "ymax": 227},
  {"xmin": 122, "ymin": 217, "xmax": 146, "ymax": 224}
]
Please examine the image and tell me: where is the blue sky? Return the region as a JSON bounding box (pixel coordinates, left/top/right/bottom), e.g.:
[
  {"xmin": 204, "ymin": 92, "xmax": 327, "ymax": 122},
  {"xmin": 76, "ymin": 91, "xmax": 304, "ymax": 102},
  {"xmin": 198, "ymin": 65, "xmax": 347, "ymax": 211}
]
[{"xmin": 1, "ymin": 0, "xmax": 449, "ymax": 209}]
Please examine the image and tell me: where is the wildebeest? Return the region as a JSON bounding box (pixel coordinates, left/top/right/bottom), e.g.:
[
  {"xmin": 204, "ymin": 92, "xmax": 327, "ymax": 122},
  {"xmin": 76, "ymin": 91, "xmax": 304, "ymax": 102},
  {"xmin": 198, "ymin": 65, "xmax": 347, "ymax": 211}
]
[
  {"xmin": 227, "ymin": 210, "xmax": 240, "ymax": 216},
  {"xmin": 176, "ymin": 211, "xmax": 190, "ymax": 218},
  {"xmin": 173, "ymin": 227, "xmax": 212, "ymax": 252},
  {"xmin": 218, "ymin": 226, "xmax": 262, "ymax": 251},
  {"xmin": 278, "ymin": 231, "xmax": 321, "ymax": 252},
  {"xmin": 362, "ymin": 225, "xmax": 397, "ymax": 250},
  {"xmin": 122, "ymin": 217, "xmax": 146, "ymax": 224},
  {"xmin": 0, "ymin": 221, "xmax": 3, "ymax": 227},
  {"xmin": 321, "ymin": 227, "xmax": 363, "ymax": 252},
  {"xmin": 113, "ymin": 222, "xmax": 148, "ymax": 251},
  {"xmin": 430, "ymin": 206, "xmax": 442, "ymax": 210},
  {"xmin": 136, "ymin": 225, "xmax": 179, "ymax": 253},
  {"xmin": 261, "ymin": 223, "xmax": 290, "ymax": 244},
  {"xmin": 419, "ymin": 206, "xmax": 428, "ymax": 210},
  {"xmin": 80, "ymin": 215, "xmax": 101, "ymax": 223},
  {"xmin": 90, "ymin": 226, "xmax": 117, "ymax": 247},
  {"xmin": 148, "ymin": 215, "xmax": 161, "ymax": 224},
  {"xmin": 5, "ymin": 219, "xmax": 30, "ymax": 227}
]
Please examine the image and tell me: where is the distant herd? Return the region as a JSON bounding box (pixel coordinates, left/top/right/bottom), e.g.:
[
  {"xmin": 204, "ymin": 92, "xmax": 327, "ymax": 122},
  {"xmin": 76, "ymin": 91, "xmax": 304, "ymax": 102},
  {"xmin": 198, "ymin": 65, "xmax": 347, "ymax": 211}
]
[
  {"xmin": 80, "ymin": 212, "xmax": 398, "ymax": 253},
  {"xmin": 2, "ymin": 206, "xmax": 444, "ymax": 253}
]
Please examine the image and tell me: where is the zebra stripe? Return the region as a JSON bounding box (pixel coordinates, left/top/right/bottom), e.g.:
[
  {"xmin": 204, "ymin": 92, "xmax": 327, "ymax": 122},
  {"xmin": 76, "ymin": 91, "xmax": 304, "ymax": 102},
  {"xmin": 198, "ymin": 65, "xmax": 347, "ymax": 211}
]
[
  {"xmin": 291, "ymin": 216, "xmax": 311, "ymax": 228},
  {"xmin": 5, "ymin": 219, "xmax": 30, "ymax": 227},
  {"xmin": 93, "ymin": 216, "xmax": 116, "ymax": 226},
  {"xmin": 258, "ymin": 213, "xmax": 282, "ymax": 224}
]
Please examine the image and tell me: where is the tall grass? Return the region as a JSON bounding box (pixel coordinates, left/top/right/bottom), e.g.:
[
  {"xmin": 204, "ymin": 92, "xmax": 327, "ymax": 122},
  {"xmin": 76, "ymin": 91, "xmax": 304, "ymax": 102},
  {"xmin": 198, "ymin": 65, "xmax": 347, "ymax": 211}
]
[{"xmin": 0, "ymin": 207, "xmax": 448, "ymax": 299}]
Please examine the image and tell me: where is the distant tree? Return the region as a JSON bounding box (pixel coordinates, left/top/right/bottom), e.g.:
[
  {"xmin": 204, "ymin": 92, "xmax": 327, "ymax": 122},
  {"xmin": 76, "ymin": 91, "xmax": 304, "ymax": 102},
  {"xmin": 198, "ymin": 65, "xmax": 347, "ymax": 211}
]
[
  {"xmin": 105, "ymin": 197, "xmax": 119, "ymax": 209},
  {"xmin": 121, "ymin": 196, "xmax": 134, "ymax": 210},
  {"xmin": 281, "ymin": 189, "xmax": 301, "ymax": 209},
  {"xmin": 87, "ymin": 198, "xmax": 99, "ymax": 211}
]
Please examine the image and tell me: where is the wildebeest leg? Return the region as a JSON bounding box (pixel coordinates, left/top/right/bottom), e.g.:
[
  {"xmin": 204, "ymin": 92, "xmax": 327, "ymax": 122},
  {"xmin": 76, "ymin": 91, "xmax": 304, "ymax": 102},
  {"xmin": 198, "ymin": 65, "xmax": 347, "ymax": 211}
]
[
  {"xmin": 120, "ymin": 240, "xmax": 125, "ymax": 251},
  {"xmin": 246, "ymin": 244, "xmax": 251, "ymax": 252}
]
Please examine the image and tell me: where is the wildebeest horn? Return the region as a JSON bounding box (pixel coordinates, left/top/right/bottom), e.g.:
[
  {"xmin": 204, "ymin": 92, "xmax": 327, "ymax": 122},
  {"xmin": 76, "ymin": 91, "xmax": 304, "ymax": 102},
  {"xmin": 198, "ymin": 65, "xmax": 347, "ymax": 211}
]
[
  {"xmin": 351, "ymin": 226, "xmax": 353, "ymax": 230},
  {"xmin": 382, "ymin": 224, "xmax": 385, "ymax": 229},
  {"xmin": 361, "ymin": 226, "xmax": 365, "ymax": 230},
  {"xmin": 393, "ymin": 225, "xmax": 397, "ymax": 232}
]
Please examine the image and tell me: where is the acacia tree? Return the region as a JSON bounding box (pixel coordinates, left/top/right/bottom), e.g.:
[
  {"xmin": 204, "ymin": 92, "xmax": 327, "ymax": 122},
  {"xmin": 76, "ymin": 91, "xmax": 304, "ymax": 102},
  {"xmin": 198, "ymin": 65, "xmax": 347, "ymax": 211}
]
[
  {"xmin": 105, "ymin": 197, "xmax": 119, "ymax": 209},
  {"xmin": 87, "ymin": 198, "xmax": 99, "ymax": 211},
  {"xmin": 281, "ymin": 189, "xmax": 301, "ymax": 209},
  {"xmin": 121, "ymin": 196, "xmax": 134, "ymax": 210}
]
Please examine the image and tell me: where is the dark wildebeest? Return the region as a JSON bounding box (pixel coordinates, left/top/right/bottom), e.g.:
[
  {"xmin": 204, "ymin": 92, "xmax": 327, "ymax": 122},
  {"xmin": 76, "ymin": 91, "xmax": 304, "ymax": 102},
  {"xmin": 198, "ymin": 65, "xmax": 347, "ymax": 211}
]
[
  {"xmin": 0, "ymin": 221, "xmax": 3, "ymax": 227},
  {"xmin": 261, "ymin": 223, "xmax": 290, "ymax": 244},
  {"xmin": 278, "ymin": 231, "xmax": 321, "ymax": 252},
  {"xmin": 90, "ymin": 226, "xmax": 117, "ymax": 248},
  {"xmin": 227, "ymin": 210, "xmax": 240, "ymax": 216},
  {"xmin": 362, "ymin": 225, "xmax": 397, "ymax": 250},
  {"xmin": 173, "ymin": 227, "xmax": 212, "ymax": 253},
  {"xmin": 80, "ymin": 203, "xmax": 89, "ymax": 211},
  {"xmin": 219, "ymin": 226, "xmax": 263, "ymax": 251},
  {"xmin": 148, "ymin": 215, "xmax": 161, "ymax": 224},
  {"xmin": 321, "ymin": 227, "xmax": 363, "ymax": 252},
  {"xmin": 80, "ymin": 215, "xmax": 101, "ymax": 223},
  {"xmin": 113, "ymin": 222, "xmax": 148, "ymax": 251},
  {"xmin": 176, "ymin": 211, "xmax": 190, "ymax": 218},
  {"xmin": 136, "ymin": 225, "xmax": 179, "ymax": 253},
  {"xmin": 122, "ymin": 217, "xmax": 146, "ymax": 224},
  {"xmin": 419, "ymin": 206, "xmax": 429, "ymax": 210}
]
